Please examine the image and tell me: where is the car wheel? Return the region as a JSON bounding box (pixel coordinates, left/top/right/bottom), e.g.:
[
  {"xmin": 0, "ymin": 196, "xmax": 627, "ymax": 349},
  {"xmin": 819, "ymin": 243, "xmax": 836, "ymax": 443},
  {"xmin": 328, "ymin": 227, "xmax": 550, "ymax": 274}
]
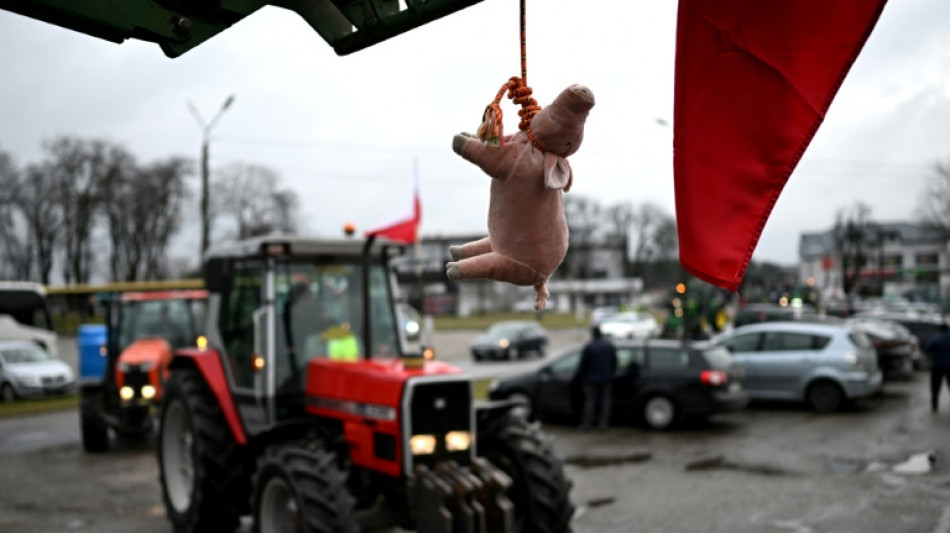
[
  {"xmin": 806, "ymin": 380, "xmax": 844, "ymax": 413},
  {"xmin": 642, "ymin": 395, "xmax": 677, "ymax": 430},
  {"xmin": 1, "ymin": 383, "xmax": 16, "ymax": 403}
]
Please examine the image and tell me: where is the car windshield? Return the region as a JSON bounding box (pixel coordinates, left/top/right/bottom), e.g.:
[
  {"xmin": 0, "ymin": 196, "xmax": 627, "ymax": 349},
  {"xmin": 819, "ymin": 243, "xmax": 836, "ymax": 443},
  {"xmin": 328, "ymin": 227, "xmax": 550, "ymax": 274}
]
[
  {"xmin": 486, "ymin": 322, "xmax": 527, "ymax": 339},
  {"xmin": 700, "ymin": 346, "xmax": 733, "ymax": 370},
  {"xmin": 1, "ymin": 345, "xmax": 53, "ymax": 364}
]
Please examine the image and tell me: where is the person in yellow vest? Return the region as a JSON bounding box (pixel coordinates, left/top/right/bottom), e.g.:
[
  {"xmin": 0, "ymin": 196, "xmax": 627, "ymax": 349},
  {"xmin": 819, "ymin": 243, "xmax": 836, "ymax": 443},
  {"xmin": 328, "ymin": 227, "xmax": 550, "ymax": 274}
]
[{"xmin": 325, "ymin": 322, "xmax": 360, "ymax": 362}]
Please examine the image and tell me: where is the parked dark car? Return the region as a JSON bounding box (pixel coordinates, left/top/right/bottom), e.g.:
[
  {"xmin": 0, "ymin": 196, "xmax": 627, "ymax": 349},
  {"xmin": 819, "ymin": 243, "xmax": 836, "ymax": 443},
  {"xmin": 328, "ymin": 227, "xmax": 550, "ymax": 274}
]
[
  {"xmin": 470, "ymin": 320, "xmax": 548, "ymax": 361},
  {"xmin": 487, "ymin": 338, "xmax": 748, "ymax": 430},
  {"xmin": 853, "ymin": 312, "xmax": 945, "ymax": 370},
  {"xmin": 733, "ymin": 303, "xmax": 819, "ymax": 328},
  {"xmin": 846, "ymin": 317, "xmax": 919, "ymax": 377}
]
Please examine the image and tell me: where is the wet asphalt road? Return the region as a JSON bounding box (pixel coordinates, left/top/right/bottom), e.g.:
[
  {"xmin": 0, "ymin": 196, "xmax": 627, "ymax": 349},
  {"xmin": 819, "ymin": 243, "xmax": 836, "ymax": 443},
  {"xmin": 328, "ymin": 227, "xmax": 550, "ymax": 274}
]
[{"xmin": 3, "ymin": 330, "xmax": 950, "ymax": 532}]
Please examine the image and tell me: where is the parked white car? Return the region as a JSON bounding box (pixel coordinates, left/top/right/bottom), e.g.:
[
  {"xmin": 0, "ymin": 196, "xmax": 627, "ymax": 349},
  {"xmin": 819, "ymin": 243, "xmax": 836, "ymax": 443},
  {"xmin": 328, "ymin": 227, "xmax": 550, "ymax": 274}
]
[
  {"xmin": 598, "ymin": 312, "xmax": 661, "ymax": 339},
  {"xmin": 0, "ymin": 340, "xmax": 75, "ymax": 402}
]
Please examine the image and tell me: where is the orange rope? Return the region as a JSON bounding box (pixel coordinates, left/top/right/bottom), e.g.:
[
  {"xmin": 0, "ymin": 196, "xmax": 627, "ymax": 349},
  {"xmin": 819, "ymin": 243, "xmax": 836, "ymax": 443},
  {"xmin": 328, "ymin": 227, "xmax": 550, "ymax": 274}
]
[{"xmin": 477, "ymin": 0, "xmax": 542, "ymax": 150}]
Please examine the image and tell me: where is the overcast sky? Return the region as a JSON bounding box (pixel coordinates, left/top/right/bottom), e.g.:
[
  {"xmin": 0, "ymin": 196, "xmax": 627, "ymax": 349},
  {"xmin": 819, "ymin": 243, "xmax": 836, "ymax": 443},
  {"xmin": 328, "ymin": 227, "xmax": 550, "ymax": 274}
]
[{"xmin": 2, "ymin": 0, "xmax": 949, "ymax": 268}]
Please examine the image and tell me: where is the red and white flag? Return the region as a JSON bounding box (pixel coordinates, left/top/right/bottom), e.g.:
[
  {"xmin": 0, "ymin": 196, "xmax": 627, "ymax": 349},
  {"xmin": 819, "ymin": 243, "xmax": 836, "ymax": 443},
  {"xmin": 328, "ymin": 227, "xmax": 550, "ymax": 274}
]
[
  {"xmin": 366, "ymin": 161, "xmax": 422, "ymax": 244},
  {"xmin": 673, "ymin": 0, "xmax": 887, "ymax": 291}
]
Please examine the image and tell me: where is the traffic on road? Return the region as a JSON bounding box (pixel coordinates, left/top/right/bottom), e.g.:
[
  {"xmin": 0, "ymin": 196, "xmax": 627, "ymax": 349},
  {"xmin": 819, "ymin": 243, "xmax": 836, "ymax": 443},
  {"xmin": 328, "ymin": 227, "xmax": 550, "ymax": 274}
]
[{"xmin": 3, "ymin": 317, "xmax": 950, "ymax": 532}]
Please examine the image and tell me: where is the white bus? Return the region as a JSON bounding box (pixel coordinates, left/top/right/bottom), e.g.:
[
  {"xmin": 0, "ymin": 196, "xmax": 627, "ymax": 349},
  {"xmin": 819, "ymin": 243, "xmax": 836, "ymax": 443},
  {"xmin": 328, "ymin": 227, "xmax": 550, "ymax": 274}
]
[{"xmin": 0, "ymin": 281, "xmax": 58, "ymax": 357}]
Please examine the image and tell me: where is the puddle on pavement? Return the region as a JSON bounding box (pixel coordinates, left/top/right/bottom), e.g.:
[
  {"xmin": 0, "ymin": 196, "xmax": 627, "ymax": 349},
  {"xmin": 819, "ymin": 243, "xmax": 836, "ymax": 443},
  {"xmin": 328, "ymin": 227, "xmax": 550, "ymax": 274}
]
[
  {"xmin": 826, "ymin": 451, "xmax": 938, "ymax": 475},
  {"xmin": 685, "ymin": 455, "xmax": 791, "ymax": 476},
  {"xmin": 827, "ymin": 456, "xmax": 865, "ymax": 474},
  {"xmin": 573, "ymin": 497, "xmax": 617, "ymax": 520},
  {"xmin": 892, "ymin": 451, "xmax": 936, "ymax": 474},
  {"xmin": 564, "ymin": 451, "xmax": 652, "ymax": 468}
]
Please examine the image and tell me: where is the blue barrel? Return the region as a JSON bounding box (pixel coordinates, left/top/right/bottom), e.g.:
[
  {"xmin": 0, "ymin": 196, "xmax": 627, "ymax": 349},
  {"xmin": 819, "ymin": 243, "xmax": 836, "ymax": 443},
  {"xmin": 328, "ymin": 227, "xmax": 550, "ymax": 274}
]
[{"xmin": 78, "ymin": 324, "xmax": 108, "ymax": 381}]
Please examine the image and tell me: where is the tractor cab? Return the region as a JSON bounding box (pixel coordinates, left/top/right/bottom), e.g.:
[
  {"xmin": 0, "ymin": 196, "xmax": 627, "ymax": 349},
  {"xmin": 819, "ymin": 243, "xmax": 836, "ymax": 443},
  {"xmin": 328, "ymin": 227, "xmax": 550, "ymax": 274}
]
[{"xmin": 202, "ymin": 235, "xmax": 423, "ymax": 426}]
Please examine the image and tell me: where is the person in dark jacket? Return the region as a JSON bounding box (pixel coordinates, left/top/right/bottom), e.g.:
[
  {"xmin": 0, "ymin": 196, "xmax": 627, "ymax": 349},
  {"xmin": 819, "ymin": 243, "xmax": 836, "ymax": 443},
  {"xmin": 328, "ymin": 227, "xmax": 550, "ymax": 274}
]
[
  {"xmin": 926, "ymin": 323, "xmax": 950, "ymax": 412},
  {"xmin": 575, "ymin": 326, "xmax": 618, "ymax": 431}
]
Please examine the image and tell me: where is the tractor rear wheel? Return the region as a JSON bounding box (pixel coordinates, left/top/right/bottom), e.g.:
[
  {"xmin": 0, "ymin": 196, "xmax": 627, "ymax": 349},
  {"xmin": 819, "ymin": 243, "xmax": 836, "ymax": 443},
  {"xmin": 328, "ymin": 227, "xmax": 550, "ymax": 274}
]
[
  {"xmin": 80, "ymin": 387, "xmax": 109, "ymax": 453},
  {"xmin": 252, "ymin": 441, "xmax": 358, "ymax": 533},
  {"xmin": 158, "ymin": 367, "xmax": 248, "ymax": 533},
  {"xmin": 478, "ymin": 411, "xmax": 574, "ymax": 533}
]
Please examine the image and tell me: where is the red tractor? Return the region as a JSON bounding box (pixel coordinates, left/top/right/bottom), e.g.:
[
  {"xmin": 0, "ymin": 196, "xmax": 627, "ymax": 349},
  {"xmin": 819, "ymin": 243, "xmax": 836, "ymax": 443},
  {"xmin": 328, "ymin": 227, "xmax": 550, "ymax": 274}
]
[
  {"xmin": 81, "ymin": 290, "xmax": 208, "ymax": 452},
  {"xmin": 157, "ymin": 235, "xmax": 574, "ymax": 533}
]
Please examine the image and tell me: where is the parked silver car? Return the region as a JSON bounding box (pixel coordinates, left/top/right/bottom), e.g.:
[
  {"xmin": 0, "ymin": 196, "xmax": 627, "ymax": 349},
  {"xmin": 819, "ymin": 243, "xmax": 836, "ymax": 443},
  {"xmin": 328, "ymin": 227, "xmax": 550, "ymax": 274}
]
[
  {"xmin": 713, "ymin": 322, "xmax": 882, "ymax": 412},
  {"xmin": 0, "ymin": 340, "xmax": 76, "ymax": 402}
]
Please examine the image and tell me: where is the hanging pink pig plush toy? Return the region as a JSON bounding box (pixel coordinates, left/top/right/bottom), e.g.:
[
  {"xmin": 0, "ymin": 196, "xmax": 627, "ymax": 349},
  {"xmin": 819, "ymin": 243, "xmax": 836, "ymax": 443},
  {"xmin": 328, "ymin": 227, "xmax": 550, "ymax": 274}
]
[{"xmin": 446, "ymin": 84, "xmax": 595, "ymax": 310}]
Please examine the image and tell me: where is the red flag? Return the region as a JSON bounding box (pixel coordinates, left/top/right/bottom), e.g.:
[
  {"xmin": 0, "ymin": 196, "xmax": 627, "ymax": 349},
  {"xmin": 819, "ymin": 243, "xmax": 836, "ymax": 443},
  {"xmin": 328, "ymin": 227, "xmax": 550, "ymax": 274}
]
[
  {"xmin": 673, "ymin": 0, "xmax": 887, "ymax": 291},
  {"xmin": 366, "ymin": 171, "xmax": 421, "ymax": 244}
]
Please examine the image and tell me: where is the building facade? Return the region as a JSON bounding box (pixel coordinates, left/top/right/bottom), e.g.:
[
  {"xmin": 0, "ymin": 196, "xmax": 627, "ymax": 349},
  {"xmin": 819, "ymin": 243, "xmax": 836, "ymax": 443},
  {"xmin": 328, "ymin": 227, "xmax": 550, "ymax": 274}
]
[
  {"xmin": 392, "ymin": 233, "xmax": 642, "ymax": 316},
  {"xmin": 798, "ymin": 222, "xmax": 949, "ymax": 305}
]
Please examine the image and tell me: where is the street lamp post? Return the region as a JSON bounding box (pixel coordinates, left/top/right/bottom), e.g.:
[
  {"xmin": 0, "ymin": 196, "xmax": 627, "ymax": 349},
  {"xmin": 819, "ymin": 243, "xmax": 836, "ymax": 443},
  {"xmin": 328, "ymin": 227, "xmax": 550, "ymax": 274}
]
[{"xmin": 188, "ymin": 95, "xmax": 235, "ymax": 256}]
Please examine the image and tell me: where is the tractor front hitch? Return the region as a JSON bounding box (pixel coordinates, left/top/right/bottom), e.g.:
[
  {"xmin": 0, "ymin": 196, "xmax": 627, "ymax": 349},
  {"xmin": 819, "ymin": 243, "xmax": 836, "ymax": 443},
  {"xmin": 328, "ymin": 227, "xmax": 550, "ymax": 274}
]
[{"xmin": 411, "ymin": 458, "xmax": 514, "ymax": 533}]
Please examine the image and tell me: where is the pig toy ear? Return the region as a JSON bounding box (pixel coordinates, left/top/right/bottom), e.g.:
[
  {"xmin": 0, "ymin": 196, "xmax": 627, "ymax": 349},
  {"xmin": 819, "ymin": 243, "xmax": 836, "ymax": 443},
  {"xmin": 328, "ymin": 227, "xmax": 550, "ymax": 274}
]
[{"xmin": 544, "ymin": 153, "xmax": 573, "ymax": 192}]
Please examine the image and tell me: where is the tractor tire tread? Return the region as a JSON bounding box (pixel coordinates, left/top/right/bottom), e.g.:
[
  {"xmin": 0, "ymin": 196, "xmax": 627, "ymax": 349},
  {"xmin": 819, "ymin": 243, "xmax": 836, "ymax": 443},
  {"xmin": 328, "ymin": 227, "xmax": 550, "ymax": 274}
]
[
  {"xmin": 479, "ymin": 411, "xmax": 574, "ymax": 533},
  {"xmin": 252, "ymin": 442, "xmax": 357, "ymax": 533},
  {"xmin": 160, "ymin": 367, "xmax": 249, "ymax": 533}
]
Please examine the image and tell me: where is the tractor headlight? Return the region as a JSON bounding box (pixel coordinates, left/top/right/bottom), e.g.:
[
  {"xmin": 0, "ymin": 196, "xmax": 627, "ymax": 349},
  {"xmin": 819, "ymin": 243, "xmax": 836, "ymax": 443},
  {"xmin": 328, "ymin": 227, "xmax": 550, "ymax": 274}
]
[
  {"xmin": 141, "ymin": 385, "xmax": 156, "ymax": 400},
  {"xmin": 409, "ymin": 434, "xmax": 437, "ymax": 455},
  {"xmin": 445, "ymin": 431, "xmax": 472, "ymax": 452},
  {"xmin": 119, "ymin": 386, "xmax": 134, "ymax": 401}
]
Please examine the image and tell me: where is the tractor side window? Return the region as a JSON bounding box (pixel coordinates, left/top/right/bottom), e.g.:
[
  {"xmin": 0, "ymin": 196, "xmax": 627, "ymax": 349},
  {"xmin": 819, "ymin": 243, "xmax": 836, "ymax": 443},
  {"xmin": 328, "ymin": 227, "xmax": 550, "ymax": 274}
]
[
  {"xmin": 276, "ymin": 262, "xmax": 401, "ymax": 370},
  {"xmin": 219, "ymin": 261, "xmax": 263, "ymax": 389},
  {"xmin": 368, "ymin": 266, "xmax": 399, "ymax": 358}
]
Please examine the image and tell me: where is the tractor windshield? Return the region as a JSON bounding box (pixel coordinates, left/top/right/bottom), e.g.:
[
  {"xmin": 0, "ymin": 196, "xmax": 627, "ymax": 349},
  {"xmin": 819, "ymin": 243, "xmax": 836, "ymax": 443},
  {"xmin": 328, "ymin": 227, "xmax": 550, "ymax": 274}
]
[
  {"xmin": 275, "ymin": 261, "xmax": 400, "ymax": 377},
  {"xmin": 118, "ymin": 298, "xmax": 208, "ymax": 350}
]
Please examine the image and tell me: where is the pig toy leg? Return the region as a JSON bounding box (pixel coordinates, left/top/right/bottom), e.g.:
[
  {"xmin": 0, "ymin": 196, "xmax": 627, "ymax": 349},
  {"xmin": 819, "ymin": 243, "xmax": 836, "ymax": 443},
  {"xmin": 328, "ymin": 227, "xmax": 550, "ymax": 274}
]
[
  {"xmin": 534, "ymin": 282, "xmax": 550, "ymax": 311},
  {"xmin": 446, "ymin": 252, "xmax": 546, "ymax": 287},
  {"xmin": 449, "ymin": 237, "xmax": 492, "ymax": 261}
]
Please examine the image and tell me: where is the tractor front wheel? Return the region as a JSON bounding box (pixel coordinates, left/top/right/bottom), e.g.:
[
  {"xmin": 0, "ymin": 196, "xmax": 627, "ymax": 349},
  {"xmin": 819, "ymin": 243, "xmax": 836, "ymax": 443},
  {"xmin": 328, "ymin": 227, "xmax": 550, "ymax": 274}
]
[
  {"xmin": 80, "ymin": 387, "xmax": 109, "ymax": 453},
  {"xmin": 478, "ymin": 411, "xmax": 574, "ymax": 533},
  {"xmin": 158, "ymin": 367, "xmax": 248, "ymax": 533},
  {"xmin": 252, "ymin": 442, "xmax": 358, "ymax": 533}
]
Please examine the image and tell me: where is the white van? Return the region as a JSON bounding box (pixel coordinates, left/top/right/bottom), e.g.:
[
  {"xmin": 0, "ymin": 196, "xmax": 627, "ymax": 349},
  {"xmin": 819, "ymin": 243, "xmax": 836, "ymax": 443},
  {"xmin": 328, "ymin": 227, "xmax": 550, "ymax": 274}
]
[{"xmin": 0, "ymin": 281, "xmax": 59, "ymax": 358}]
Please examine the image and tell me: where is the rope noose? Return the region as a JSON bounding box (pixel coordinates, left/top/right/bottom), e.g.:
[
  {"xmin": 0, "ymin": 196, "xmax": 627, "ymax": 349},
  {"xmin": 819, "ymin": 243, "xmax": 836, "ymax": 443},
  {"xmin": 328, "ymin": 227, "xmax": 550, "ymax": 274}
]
[{"xmin": 476, "ymin": 0, "xmax": 543, "ymax": 151}]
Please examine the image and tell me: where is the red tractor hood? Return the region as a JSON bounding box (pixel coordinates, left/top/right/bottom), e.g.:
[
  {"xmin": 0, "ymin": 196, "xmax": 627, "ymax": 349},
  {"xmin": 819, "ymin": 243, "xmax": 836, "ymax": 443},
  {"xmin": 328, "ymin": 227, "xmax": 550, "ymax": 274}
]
[{"xmin": 305, "ymin": 358, "xmax": 463, "ymax": 409}]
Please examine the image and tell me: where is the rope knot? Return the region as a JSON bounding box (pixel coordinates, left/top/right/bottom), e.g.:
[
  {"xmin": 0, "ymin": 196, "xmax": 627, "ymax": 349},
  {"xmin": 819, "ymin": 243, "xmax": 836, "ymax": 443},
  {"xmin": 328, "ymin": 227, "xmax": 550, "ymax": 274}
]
[{"xmin": 476, "ymin": 76, "xmax": 543, "ymax": 149}]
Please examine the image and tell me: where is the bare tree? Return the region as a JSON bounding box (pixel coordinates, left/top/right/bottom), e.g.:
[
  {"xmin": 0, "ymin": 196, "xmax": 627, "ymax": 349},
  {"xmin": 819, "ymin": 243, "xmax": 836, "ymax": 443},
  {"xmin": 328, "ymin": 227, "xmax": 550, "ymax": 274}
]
[
  {"xmin": 140, "ymin": 158, "xmax": 190, "ymax": 279},
  {"xmin": 19, "ymin": 164, "xmax": 61, "ymax": 284},
  {"xmin": 604, "ymin": 202, "xmax": 634, "ymax": 275},
  {"xmin": 561, "ymin": 195, "xmax": 601, "ymax": 279},
  {"xmin": 919, "ymin": 160, "xmax": 950, "ymax": 232},
  {"xmin": 630, "ymin": 202, "xmax": 676, "ymax": 276},
  {"xmin": 833, "ymin": 201, "xmax": 873, "ymax": 296},
  {"xmin": 41, "ymin": 137, "xmax": 130, "ymax": 284},
  {"xmin": 0, "ymin": 147, "xmax": 33, "ymax": 279},
  {"xmin": 104, "ymin": 155, "xmax": 190, "ymax": 281},
  {"xmin": 214, "ymin": 163, "xmax": 299, "ymax": 241}
]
